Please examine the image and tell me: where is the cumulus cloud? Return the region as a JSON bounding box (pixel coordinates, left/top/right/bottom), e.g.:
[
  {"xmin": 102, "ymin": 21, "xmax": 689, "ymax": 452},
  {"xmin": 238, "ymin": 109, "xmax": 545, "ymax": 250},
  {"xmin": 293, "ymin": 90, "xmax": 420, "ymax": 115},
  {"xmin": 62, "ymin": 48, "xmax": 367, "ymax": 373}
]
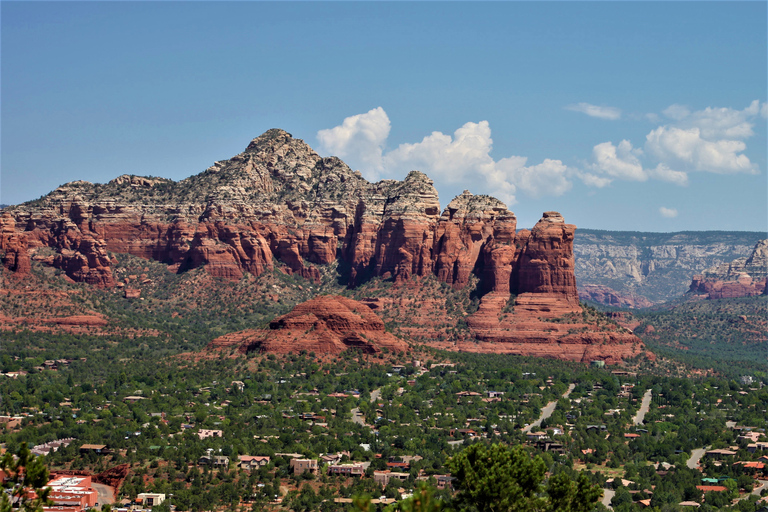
[
  {"xmin": 584, "ymin": 100, "xmax": 762, "ymax": 188},
  {"xmin": 317, "ymin": 107, "xmax": 390, "ymax": 178},
  {"xmin": 645, "ymin": 126, "xmax": 754, "ymax": 175},
  {"xmin": 659, "ymin": 207, "xmax": 678, "ymax": 218},
  {"xmin": 318, "ymin": 109, "xmax": 575, "ymax": 206},
  {"xmin": 384, "ymin": 121, "xmax": 496, "ymax": 185},
  {"xmin": 565, "ymin": 102, "xmax": 622, "ymax": 120},
  {"xmin": 591, "ymin": 140, "xmax": 646, "ymax": 181}
]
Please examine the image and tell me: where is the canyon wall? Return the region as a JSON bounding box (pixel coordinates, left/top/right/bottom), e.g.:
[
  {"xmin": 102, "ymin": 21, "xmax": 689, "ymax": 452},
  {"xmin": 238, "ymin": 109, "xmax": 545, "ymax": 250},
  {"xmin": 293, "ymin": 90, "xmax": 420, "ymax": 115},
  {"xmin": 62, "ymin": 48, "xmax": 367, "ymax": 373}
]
[{"xmin": 574, "ymin": 230, "xmax": 765, "ymax": 306}]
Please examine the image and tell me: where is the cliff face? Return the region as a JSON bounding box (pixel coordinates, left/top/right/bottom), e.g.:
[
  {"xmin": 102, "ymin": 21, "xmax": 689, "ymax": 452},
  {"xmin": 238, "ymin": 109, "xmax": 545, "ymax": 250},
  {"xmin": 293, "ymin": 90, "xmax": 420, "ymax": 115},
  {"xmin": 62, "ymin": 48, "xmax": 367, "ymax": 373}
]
[
  {"xmin": 574, "ymin": 230, "xmax": 765, "ymax": 306},
  {"xmin": 1, "ymin": 129, "xmax": 646, "ymax": 363},
  {"xmin": 689, "ymin": 239, "xmax": 768, "ymax": 299},
  {"xmin": 1, "ymin": 130, "xmax": 576, "ymax": 301}
]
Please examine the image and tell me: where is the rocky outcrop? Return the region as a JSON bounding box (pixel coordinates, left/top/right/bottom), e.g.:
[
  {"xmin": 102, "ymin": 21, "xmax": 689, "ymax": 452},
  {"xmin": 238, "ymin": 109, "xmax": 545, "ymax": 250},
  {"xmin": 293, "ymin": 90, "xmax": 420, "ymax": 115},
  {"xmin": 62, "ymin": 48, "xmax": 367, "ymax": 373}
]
[
  {"xmin": 2, "ymin": 130, "xmax": 578, "ymax": 300},
  {"xmin": 689, "ymin": 239, "xmax": 768, "ymax": 299},
  {"xmin": 579, "ymin": 284, "xmax": 653, "ymax": 309},
  {"xmin": 575, "ymin": 230, "xmax": 764, "ymax": 305},
  {"xmin": 2, "ymin": 129, "xmax": 645, "ymax": 363},
  {"xmin": 206, "ymin": 296, "xmax": 409, "ymax": 355}
]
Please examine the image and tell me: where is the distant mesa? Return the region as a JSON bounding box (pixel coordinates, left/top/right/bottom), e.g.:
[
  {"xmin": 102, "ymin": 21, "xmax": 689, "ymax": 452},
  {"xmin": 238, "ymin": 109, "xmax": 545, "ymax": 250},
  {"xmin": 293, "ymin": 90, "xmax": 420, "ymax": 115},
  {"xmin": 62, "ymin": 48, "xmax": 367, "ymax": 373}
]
[
  {"xmin": 206, "ymin": 295, "xmax": 409, "ymax": 355},
  {"xmin": 689, "ymin": 239, "xmax": 768, "ymax": 299}
]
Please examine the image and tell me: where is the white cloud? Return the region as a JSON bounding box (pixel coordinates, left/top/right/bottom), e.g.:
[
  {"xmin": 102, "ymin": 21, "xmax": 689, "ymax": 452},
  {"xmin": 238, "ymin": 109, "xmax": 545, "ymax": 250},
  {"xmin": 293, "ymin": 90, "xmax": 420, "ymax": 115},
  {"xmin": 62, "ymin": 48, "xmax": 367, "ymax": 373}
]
[
  {"xmin": 585, "ymin": 100, "xmax": 763, "ymax": 188},
  {"xmin": 317, "ymin": 110, "xmax": 575, "ymax": 206},
  {"xmin": 496, "ymin": 157, "xmax": 572, "ymax": 199},
  {"xmin": 578, "ymin": 172, "xmax": 613, "ymax": 188},
  {"xmin": 645, "ymin": 126, "xmax": 755, "ymax": 175},
  {"xmin": 662, "ymin": 104, "xmax": 690, "ymax": 121},
  {"xmin": 316, "ymin": 107, "xmax": 390, "ymax": 178},
  {"xmin": 565, "ymin": 102, "xmax": 622, "ymax": 120},
  {"xmin": 384, "ymin": 121, "xmax": 496, "ymax": 185},
  {"xmin": 659, "ymin": 207, "xmax": 678, "ymax": 218},
  {"xmin": 648, "ymin": 164, "xmax": 689, "ymax": 186},
  {"xmin": 591, "ymin": 140, "xmax": 646, "ymax": 181}
]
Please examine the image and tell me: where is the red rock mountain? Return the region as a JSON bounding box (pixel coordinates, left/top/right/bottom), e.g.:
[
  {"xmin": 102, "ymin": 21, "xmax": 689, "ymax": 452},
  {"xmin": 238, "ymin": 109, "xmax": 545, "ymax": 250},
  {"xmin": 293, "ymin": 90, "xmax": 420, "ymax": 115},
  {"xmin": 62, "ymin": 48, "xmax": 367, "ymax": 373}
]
[
  {"xmin": 689, "ymin": 239, "xmax": 768, "ymax": 299},
  {"xmin": 1, "ymin": 129, "xmax": 646, "ymax": 362},
  {"xmin": 1, "ymin": 130, "xmax": 578, "ymax": 297},
  {"xmin": 207, "ymin": 295, "xmax": 408, "ymax": 355}
]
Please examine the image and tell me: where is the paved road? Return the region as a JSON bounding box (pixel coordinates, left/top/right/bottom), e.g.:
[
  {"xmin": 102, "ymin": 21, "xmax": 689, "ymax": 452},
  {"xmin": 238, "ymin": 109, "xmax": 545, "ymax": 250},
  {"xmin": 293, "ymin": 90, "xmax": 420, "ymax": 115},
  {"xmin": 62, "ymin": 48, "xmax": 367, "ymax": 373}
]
[
  {"xmin": 751, "ymin": 479, "xmax": 768, "ymax": 497},
  {"xmin": 632, "ymin": 389, "xmax": 652, "ymax": 426},
  {"xmin": 602, "ymin": 489, "xmax": 615, "ymax": 509},
  {"xmin": 687, "ymin": 446, "xmax": 710, "ymax": 469},
  {"xmin": 522, "ymin": 383, "xmax": 576, "ymax": 433},
  {"xmin": 351, "ymin": 387, "xmax": 383, "ymax": 426},
  {"xmin": 93, "ymin": 483, "xmax": 114, "ymax": 507}
]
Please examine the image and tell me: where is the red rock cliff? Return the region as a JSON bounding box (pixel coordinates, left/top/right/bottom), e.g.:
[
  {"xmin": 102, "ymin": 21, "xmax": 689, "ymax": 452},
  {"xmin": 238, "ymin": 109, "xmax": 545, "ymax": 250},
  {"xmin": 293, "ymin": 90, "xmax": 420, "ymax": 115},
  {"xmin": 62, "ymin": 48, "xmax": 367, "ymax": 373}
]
[{"xmin": 1, "ymin": 130, "xmax": 577, "ymax": 302}]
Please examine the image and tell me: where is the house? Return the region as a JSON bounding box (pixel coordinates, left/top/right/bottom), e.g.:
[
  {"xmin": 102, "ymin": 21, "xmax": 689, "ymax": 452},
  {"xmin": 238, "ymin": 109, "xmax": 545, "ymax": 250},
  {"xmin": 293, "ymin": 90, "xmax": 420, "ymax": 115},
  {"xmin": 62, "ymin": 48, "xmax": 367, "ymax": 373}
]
[
  {"xmin": 237, "ymin": 455, "xmax": 270, "ymax": 470},
  {"xmin": 136, "ymin": 493, "xmax": 166, "ymax": 507},
  {"xmin": 198, "ymin": 455, "xmax": 229, "ymax": 467},
  {"xmin": 197, "ymin": 429, "xmax": 223, "ymax": 440},
  {"xmin": 487, "ymin": 391, "xmax": 505, "ymax": 398},
  {"xmin": 535, "ymin": 440, "xmax": 564, "ymax": 454},
  {"xmin": 748, "ymin": 442, "xmax": 768, "ymax": 453},
  {"xmin": 46, "ymin": 475, "xmax": 98, "ymax": 509},
  {"xmin": 327, "ymin": 462, "xmax": 367, "ymax": 477},
  {"xmin": 374, "ymin": 470, "xmax": 410, "ymax": 487},
  {"xmin": 705, "ymin": 449, "xmax": 737, "ymax": 459},
  {"xmin": 734, "ymin": 461, "xmax": 766, "ymax": 474},
  {"xmin": 290, "ymin": 459, "xmax": 318, "ymax": 475},
  {"xmin": 321, "ymin": 452, "xmax": 351, "ymax": 465},
  {"xmin": 526, "ymin": 432, "xmax": 548, "ymax": 442},
  {"xmin": 696, "ymin": 485, "xmax": 728, "ymax": 492},
  {"xmin": 79, "ymin": 444, "xmax": 106, "ymax": 454}
]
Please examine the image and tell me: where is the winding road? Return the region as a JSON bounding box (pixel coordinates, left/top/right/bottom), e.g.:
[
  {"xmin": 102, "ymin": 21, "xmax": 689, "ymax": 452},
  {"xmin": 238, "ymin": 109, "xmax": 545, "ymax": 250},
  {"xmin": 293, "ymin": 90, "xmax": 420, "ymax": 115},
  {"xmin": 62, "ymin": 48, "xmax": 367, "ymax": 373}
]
[
  {"xmin": 522, "ymin": 383, "xmax": 576, "ymax": 433},
  {"xmin": 687, "ymin": 446, "xmax": 710, "ymax": 470}
]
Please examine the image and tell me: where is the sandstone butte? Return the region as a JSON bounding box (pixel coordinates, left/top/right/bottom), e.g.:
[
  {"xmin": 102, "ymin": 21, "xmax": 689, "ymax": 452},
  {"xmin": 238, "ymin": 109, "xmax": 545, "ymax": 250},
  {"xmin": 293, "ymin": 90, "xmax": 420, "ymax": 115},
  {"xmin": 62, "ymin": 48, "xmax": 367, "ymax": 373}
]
[
  {"xmin": 689, "ymin": 239, "xmax": 768, "ymax": 299},
  {"xmin": 206, "ymin": 295, "xmax": 408, "ymax": 355},
  {"xmin": 0, "ymin": 129, "xmax": 647, "ymax": 363}
]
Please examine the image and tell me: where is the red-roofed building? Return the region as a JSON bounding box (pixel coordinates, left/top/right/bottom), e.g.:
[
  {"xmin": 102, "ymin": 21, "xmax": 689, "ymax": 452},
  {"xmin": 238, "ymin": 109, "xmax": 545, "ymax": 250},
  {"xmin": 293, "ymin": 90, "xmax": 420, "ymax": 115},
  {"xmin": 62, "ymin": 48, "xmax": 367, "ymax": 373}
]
[{"xmin": 696, "ymin": 485, "xmax": 728, "ymax": 493}]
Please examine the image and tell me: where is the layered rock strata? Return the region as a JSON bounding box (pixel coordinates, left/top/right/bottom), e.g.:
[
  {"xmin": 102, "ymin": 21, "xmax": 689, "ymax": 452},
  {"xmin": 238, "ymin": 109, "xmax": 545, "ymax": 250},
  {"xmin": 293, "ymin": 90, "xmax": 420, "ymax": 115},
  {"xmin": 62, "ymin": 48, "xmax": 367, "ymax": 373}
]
[
  {"xmin": 689, "ymin": 239, "xmax": 768, "ymax": 299},
  {"xmin": 0, "ymin": 130, "xmax": 577, "ymax": 303},
  {"xmin": 1, "ymin": 129, "xmax": 646, "ymax": 362},
  {"xmin": 206, "ymin": 295, "xmax": 408, "ymax": 355}
]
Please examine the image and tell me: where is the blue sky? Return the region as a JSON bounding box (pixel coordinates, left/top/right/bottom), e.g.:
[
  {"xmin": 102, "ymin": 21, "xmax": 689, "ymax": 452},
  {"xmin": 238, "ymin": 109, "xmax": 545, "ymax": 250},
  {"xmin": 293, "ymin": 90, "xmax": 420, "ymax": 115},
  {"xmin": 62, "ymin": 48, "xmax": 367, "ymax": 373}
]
[{"xmin": 2, "ymin": 2, "xmax": 766, "ymax": 232}]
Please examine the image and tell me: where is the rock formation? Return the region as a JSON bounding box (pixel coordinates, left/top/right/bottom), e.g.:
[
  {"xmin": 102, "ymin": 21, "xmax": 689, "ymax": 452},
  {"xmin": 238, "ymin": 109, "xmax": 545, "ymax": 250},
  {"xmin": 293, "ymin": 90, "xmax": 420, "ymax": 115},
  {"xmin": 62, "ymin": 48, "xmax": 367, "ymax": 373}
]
[
  {"xmin": 206, "ymin": 295, "xmax": 408, "ymax": 355},
  {"xmin": 1, "ymin": 129, "xmax": 646, "ymax": 363},
  {"xmin": 689, "ymin": 239, "xmax": 768, "ymax": 299},
  {"xmin": 1, "ymin": 130, "xmax": 577, "ymax": 299}
]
